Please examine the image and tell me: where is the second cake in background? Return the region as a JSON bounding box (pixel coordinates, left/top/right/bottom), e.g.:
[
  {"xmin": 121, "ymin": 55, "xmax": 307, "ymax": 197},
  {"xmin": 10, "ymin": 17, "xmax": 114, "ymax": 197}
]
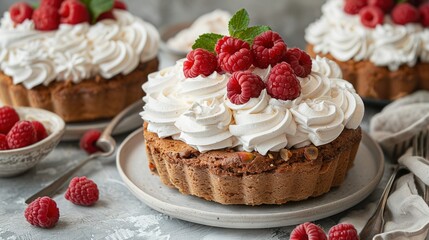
[
  {"xmin": 0, "ymin": 0, "xmax": 160, "ymax": 122},
  {"xmin": 305, "ymin": 0, "xmax": 429, "ymax": 100}
]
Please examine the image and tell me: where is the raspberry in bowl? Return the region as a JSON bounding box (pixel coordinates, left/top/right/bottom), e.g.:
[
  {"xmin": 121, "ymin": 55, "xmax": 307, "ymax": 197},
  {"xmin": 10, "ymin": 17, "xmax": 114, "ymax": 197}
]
[{"xmin": 0, "ymin": 106, "xmax": 65, "ymax": 177}]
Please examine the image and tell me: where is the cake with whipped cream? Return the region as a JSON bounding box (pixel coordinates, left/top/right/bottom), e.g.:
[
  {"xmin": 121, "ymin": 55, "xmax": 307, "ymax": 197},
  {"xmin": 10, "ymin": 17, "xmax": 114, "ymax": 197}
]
[
  {"xmin": 305, "ymin": 0, "xmax": 429, "ymax": 100},
  {"xmin": 141, "ymin": 9, "xmax": 364, "ymax": 205},
  {"xmin": 0, "ymin": 0, "xmax": 159, "ymax": 122}
]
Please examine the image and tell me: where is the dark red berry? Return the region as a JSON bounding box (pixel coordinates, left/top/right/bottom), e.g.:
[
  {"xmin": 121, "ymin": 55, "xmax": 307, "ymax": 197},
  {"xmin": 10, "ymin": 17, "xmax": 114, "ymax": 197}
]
[
  {"xmin": 215, "ymin": 36, "xmax": 253, "ymax": 73},
  {"xmin": 59, "ymin": 0, "xmax": 90, "ymax": 24},
  {"xmin": 283, "ymin": 48, "xmax": 312, "ymax": 78},
  {"xmin": 0, "ymin": 106, "xmax": 20, "ymax": 134},
  {"xmin": 9, "ymin": 2, "xmax": 33, "ymax": 24},
  {"xmin": 360, "ymin": 6, "xmax": 384, "ymax": 28},
  {"xmin": 227, "ymin": 71, "xmax": 265, "ymax": 105},
  {"xmin": 266, "ymin": 62, "xmax": 301, "ymax": 101},
  {"xmin": 6, "ymin": 121, "xmax": 37, "ymax": 149},
  {"xmin": 32, "ymin": 6, "xmax": 60, "ymax": 31},
  {"xmin": 344, "ymin": 0, "xmax": 368, "ymax": 15},
  {"xmin": 25, "ymin": 197, "xmax": 59, "ymax": 228},
  {"xmin": 252, "ymin": 30, "xmax": 287, "ymax": 69},
  {"xmin": 392, "ymin": 3, "xmax": 420, "ymax": 25},
  {"xmin": 183, "ymin": 49, "xmax": 218, "ymax": 78},
  {"xmin": 79, "ymin": 130, "xmax": 102, "ymax": 154},
  {"xmin": 65, "ymin": 176, "xmax": 99, "ymax": 206}
]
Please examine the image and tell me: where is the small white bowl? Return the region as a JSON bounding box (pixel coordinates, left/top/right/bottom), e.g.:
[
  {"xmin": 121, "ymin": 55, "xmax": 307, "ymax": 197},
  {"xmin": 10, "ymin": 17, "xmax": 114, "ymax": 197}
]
[{"xmin": 0, "ymin": 107, "xmax": 65, "ymax": 177}]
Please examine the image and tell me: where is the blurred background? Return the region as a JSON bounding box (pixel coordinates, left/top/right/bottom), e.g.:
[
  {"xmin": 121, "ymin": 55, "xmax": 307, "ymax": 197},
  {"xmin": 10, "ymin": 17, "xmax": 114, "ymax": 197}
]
[{"xmin": 0, "ymin": 0, "xmax": 324, "ymax": 49}]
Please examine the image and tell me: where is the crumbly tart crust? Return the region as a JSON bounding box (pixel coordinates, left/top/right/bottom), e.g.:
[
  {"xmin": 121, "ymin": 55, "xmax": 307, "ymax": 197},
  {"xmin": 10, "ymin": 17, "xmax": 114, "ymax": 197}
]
[
  {"xmin": 143, "ymin": 123, "xmax": 362, "ymax": 205},
  {"xmin": 0, "ymin": 58, "xmax": 159, "ymax": 122},
  {"xmin": 307, "ymin": 44, "xmax": 429, "ymax": 100}
]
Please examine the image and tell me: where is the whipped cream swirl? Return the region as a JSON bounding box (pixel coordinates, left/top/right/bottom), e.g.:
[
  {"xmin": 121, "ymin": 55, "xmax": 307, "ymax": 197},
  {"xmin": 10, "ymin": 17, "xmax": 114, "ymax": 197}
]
[
  {"xmin": 175, "ymin": 99, "xmax": 236, "ymax": 152},
  {"xmin": 141, "ymin": 56, "xmax": 364, "ymax": 155},
  {"xmin": 311, "ymin": 55, "xmax": 343, "ymax": 78},
  {"xmin": 3, "ymin": 41, "xmax": 56, "ymax": 89},
  {"xmin": 226, "ymin": 90, "xmax": 297, "ymax": 155},
  {"xmin": 291, "ymin": 99, "xmax": 345, "ymax": 146},
  {"xmin": 299, "ymin": 72, "xmax": 331, "ymax": 100},
  {"xmin": 305, "ymin": 0, "xmax": 429, "ymax": 69},
  {"xmin": 0, "ymin": 10, "xmax": 159, "ymax": 89}
]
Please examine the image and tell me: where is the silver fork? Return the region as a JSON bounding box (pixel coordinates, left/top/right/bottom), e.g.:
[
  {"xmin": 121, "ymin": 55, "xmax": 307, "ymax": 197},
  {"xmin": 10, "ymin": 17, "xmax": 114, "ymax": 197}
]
[{"xmin": 359, "ymin": 147, "xmax": 409, "ymax": 239}]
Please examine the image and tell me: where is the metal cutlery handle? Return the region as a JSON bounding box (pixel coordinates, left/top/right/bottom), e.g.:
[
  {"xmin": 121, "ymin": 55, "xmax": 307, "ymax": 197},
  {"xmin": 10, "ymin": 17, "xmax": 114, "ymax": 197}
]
[
  {"xmin": 359, "ymin": 166, "xmax": 407, "ymax": 239},
  {"xmin": 25, "ymin": 100, "xmax": 144, "ymax": 204}
]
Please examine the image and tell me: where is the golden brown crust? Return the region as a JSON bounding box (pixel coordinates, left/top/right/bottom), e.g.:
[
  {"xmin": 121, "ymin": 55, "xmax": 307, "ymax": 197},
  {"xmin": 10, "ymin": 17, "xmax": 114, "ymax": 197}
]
[
  {"xmin": 143, "ymin": 123, "xmax": 362, "ymax": 205},
  {"xmin": 0, "ymin": 58, "xmax": 159, "ymax": 122},
  {"xmin": 307, "ymin": 44, "xmax": 429, "ymax": 100}
]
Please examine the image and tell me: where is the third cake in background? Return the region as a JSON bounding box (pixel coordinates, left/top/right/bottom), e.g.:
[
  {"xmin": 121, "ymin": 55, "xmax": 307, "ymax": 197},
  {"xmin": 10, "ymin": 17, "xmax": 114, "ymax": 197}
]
[
  {"xmin": 166, "ymin": 10, "xmax": 231, "ymax": 53},
  {"xmin": 305, "ymin": 0, "xmax": 429, "ymax": 100}
]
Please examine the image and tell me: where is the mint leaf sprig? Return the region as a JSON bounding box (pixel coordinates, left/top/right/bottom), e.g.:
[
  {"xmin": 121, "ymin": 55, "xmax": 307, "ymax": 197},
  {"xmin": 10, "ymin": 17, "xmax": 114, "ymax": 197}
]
[
  {"xmin": 192, "ymin": 9, "xmax": 271, "ymax": 52},
  {"xmin": 81, "ymin": 0, "xmax": 114, "ymax": 23}
]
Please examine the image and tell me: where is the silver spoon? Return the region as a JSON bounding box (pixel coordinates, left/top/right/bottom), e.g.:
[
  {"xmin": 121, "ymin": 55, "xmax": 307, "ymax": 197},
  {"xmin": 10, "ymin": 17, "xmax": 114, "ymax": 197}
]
[{"xmin": 25, "ymin": 101, "xmax": 143, "ymax": 204}]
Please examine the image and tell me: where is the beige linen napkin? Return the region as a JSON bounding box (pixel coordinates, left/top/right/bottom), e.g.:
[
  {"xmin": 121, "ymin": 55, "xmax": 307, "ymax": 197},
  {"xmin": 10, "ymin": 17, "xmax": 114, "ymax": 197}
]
[
  {"xmin": 340, "ymin": 91, "xmax": 429, "ymax": 240},
  {"xmin": 370, "ymin": 91, "xmax": 429, "ymax": 159}
]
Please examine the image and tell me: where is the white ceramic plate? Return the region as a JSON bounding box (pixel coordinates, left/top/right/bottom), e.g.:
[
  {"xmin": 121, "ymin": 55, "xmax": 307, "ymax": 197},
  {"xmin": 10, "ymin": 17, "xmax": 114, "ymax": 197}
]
[
  {"xmin": 117, "ymin": 129, "xmax": 384, "ymax": 229},
  {"xmin": 63, "ymin": 111, "xmax": 142, "ymax": 141}
]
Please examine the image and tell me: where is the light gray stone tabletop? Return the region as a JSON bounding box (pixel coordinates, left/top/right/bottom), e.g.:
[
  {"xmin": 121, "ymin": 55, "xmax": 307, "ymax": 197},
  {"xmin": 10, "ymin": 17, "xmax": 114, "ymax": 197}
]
[{"xmin": 0, "ymin": 52, "xmax": 390, "ymax": 240}]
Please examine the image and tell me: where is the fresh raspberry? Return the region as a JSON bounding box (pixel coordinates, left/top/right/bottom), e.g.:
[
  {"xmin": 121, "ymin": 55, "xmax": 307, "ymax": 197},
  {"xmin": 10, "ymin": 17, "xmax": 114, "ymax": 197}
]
[
  {"xmin": 32, "ymin": 6, "xmax": 60, "ymax": 31},
  {"xmin": 79, "ymin": 130, "xmax": 102, "ymax": 154},
  {"xmin": 114, "ymin": 0, "xmax": 127, "ymax": 10},
  {"xmin": 59, "ymin": 0, "xmax": 90, "ymax": 24},
  {"xmin": 392, "ymin": 3, "xmax": 420, "ymax": 25},
  {"xmin": 328, "ymin": 223, "xmax": 358, "ymax": 240},
  {"xmin": 266, "ymin": 62, "xmax": 301, "ymax": 101},
  {"xmin": 252, "ymin": 30, "xmax": 287, "ymax": 69},
  {"xmin": 290, "ymin": 222, "xmax": 327, "ymax": 240},
  {"xmin": 227, "ymin": 71, "xmax": 265, "ymax": 105},
  {"xmin": 24, "ymin": 197, "xmax": 59, "ymax": 228},
  {"xmin": 65, "ymin": 176, "xmax": 99, "ymax": 206},
  {"xmin": 6, "ymin": 121, "xmax": 37, "ymax": 149},
  {"xmin": 283, "ymin": 48, "xmax": 312, "ymax": 78},
  {"xmin": 0, "ymin": 106, "xmax": 20, "ymax": 134},
  {"xmin": 420, "ymin": 3, "xmax": 429, "ymax": 27},
  {"xmin": 32, "ymin": 121, "xmax": 48, "ymax": 142},
  {"xmin": 97, "ymin": 10, "xmax": 115, "ymax": 21},
  {"xmin": 344, "ymin": 0, "xmax": 368, "ymax": 15},
  {"xmin": 360, "ymin": 6, "xmax": 384, "ymax": 28},
  {"xmin": 0, "ymin": 134, "xmax": 9, "ymax": 150},
  {"xmin": 215, "ymin": 36, "xmax": 253, "ymax": 73},
  {"xmin": 41, "ymin": 0, "xmax": 64, "ymax": 9},
  {"xmin": 9, "ymin": 2, "xmax": 33, "ymax": 24},
  {"xmin": 183, "ymin": 49, "xmax": 218, "ymax": 78},
  {"xmin": 368, "ymin": 0, "xmax": 393, "ymax": 13}
]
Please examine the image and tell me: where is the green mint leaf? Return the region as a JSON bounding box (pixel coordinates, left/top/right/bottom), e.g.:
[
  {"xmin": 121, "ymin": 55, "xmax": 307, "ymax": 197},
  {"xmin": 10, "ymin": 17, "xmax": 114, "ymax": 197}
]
[
  {"xmin": 228, "ymin": 9, "xmax": 250, "ymax": 37},
  {"xmin": 80, "ymin": 0, "xmax": 91, "ymax": 7},
  {"xmin": 192, "ymin": 33, "xmax": 224, "ymax": 53},
  {"xmin": 235, "ymin": 25, "xmax": 271, "ymax": 44},
  {"xmin": 89, "ymin": 0, "xmax": 114, "ymax": 23}
]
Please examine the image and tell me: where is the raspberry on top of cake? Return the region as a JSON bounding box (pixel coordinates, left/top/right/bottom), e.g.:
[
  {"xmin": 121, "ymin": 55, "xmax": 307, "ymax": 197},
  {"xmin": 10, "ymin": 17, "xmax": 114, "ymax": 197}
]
[
  {"xmin": 141, "ymin": 9, "xmax": 365, "ymax": 155},
  {"xmin": 0, "ymin": 0, "xmax": 159, "ymax": 89}
]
